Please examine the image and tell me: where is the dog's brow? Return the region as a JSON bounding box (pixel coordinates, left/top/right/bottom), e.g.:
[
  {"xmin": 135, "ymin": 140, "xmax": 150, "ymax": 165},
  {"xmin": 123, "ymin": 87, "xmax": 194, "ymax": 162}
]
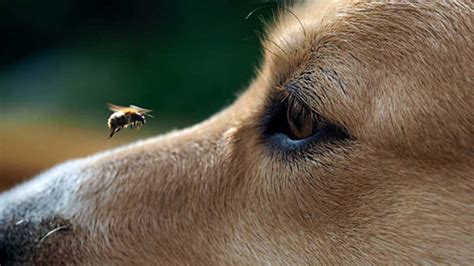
[
  {"xmin": 282, "ymin": 66, "xmax": 348, "ymax": 112},
  {"xmin": 282, "ymin": 81, "xmax": 325, "ymax": 111},
  {"xmin": 320, "ymin": 68, "xmax": 347, "ymax": 96}
]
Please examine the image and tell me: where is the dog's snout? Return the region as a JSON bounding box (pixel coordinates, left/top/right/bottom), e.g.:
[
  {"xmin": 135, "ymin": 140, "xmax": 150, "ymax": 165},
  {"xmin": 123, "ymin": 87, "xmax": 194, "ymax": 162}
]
[
  {"xmin": 0, "ymin": 218, "xmax": 37, "ymax": 264},
  {"xmin": 0, "ymin": 166, "xmax": 78, "ymax": 265},
  {"xmin": 0, "ymin": 215, "xmax": 73, "ymax": 265}
]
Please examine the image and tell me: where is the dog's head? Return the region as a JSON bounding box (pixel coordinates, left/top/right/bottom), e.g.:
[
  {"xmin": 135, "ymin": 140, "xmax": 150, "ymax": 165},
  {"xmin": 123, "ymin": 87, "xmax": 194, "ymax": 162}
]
[{"xmin": 1, "ymin": 1, "xmax": 472, "ymax": 264}]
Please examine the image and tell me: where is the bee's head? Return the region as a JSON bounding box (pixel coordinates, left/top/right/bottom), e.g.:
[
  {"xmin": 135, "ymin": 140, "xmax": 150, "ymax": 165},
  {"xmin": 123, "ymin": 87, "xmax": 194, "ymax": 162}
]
[{"xmin": 133, "ymin": 113, "xmax": 146, "ymax": 124}]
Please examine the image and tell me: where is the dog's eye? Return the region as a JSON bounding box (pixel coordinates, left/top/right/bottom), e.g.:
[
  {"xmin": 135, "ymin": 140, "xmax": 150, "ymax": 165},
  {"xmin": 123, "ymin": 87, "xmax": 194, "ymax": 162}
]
[
  {"xmin": 286, "ymin": 100, "xmax": 317, "ymax": 140},
  {"xmin": 264, "ymin": 94, "xmax": 349, "ymax": 150}
]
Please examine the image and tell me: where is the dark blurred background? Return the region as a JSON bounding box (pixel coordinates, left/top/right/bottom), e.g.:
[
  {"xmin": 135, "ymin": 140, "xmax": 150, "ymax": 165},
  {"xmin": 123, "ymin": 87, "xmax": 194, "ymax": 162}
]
[{"xmin": 0, "ymin": 0, "xmax": 279, "ymax": 191}]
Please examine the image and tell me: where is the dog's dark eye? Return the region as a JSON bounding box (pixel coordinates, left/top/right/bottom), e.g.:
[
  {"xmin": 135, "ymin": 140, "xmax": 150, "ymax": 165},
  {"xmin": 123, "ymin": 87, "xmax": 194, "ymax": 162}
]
[
  {"xmin": 264, "ymin": 94, "xmax": 349, "ymax": 150},
  {"xmin": 285, "ymin": 99, "xmax": 317, "ymax": 140}
]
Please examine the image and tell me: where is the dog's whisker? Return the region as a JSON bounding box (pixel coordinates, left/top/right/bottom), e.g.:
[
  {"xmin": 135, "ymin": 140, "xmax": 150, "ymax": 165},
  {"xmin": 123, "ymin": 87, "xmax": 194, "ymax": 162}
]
[
  {"xmin": 280, "ymin": 6, "xmax": 307, "ymax": 38},
  {"xmin": 245, "ymin": 4, "xmax": 306, "ymax": 39},
  {"xmin": 254, "ymin": 29, "xmax": 287, "ymax": 56},
  {"xmin": 39, "ymin": 225, "xmax": 70, "ymax": 243},
  {"xmin": 261, "ymin": 44, "xmax": 282, "ymax": 59},
  {"xmin": 245, "ymin": 4, "xmax": 275, "ymax": 20},
  {"xmin": 15, "ymin": 219, "xmax": 27, "ymax": 226}
]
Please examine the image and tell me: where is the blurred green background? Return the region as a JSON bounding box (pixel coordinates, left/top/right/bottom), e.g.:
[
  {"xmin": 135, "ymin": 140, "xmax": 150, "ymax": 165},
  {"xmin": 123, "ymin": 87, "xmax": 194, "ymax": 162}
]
[{"xmin": 0, "ymin": 0, "xmax": 278, "ymax": 190}]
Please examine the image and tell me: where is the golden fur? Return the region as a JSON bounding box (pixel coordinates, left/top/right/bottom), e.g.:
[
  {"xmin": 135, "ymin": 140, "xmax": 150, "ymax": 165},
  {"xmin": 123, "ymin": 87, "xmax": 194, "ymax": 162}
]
[{"xmin": 1, "ymin": 0, "xmax": 473, "ymax": 264}]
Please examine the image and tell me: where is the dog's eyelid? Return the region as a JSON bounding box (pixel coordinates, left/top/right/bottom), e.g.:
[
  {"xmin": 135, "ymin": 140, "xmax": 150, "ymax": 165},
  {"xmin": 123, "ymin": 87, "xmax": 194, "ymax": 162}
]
[
  {"xmin": 284, "ymin": 82, "xmax": 300, "ymax": 94},
  {"xmin": 281, "ymin": 82, "xmax": 309, "ymax": 106},
  {"xmin": 281, "ymin": 82, "xmax": 320, "ymax": 114}
]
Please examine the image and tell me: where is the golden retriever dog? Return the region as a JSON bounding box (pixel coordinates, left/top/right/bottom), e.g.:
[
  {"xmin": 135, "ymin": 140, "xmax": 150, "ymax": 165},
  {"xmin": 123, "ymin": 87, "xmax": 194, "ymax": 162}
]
[{"xmin": 1, "ymin": 0, "xmax": 472, "ymax": 264}]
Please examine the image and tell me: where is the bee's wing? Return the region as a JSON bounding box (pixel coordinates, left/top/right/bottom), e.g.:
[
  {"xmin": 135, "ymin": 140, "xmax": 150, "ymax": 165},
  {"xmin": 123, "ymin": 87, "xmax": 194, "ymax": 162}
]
[
  {"xmin": 107, "ymin": 103, "xmax": 128, "ymax": 112},
  {"xmin": 130, "ymin": 105, "xmax": 153, "ymax": 116}
]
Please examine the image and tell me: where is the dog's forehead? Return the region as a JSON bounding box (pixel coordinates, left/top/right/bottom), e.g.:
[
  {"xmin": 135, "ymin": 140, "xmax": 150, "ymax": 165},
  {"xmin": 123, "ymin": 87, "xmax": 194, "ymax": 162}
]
[
  {"xmin": 259, "ymin": 1, "xmax": 354, "ymax": 84},
  {"xmin": 264, "ymin": 1, "xmax": 348, "ymax": 58}
]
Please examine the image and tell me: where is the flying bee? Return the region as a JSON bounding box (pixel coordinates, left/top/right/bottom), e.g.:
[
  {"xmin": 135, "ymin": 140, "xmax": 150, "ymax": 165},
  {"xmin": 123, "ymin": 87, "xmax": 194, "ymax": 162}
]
[{"xmin": 107, "ymin": 103, "xmax": 153, "ymax": 138}]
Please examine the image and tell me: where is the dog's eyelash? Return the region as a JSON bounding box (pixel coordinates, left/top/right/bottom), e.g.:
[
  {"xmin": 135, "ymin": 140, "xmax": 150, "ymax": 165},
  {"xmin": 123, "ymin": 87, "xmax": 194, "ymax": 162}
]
[{"xmin": 277, "ymin": 87, "xmax": 324, "ymax": 126}]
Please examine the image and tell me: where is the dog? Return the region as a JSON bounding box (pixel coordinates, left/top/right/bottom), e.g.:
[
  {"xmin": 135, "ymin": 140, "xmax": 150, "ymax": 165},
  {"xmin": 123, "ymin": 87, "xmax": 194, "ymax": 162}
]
[{"xmin": 0, "ymin": 0, "xmax": 472, "ymax": 264}]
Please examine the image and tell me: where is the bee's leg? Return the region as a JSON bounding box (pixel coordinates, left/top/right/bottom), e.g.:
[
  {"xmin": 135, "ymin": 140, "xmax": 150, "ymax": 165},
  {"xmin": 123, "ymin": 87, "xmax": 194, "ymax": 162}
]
[
  {"xmin": 109, "ymin": 127, "xmax": 122, "ymax": 138},
  {"xmin": 130, "ymin": 123, "xmax": 134, "ymax": 129}
]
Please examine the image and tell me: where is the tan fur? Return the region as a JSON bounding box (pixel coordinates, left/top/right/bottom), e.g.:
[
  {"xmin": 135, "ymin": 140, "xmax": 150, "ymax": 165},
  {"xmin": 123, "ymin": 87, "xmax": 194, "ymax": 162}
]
[{"xmin": 1, "ymin": 0, "xmax": 473, "ymax": 264}]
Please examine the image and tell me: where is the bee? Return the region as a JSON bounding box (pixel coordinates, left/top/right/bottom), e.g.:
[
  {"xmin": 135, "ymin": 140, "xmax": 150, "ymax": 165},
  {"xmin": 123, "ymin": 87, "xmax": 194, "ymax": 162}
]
[{"xmin": 107, "ymin": 103, "xmax": 153, "ymax": 138}]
